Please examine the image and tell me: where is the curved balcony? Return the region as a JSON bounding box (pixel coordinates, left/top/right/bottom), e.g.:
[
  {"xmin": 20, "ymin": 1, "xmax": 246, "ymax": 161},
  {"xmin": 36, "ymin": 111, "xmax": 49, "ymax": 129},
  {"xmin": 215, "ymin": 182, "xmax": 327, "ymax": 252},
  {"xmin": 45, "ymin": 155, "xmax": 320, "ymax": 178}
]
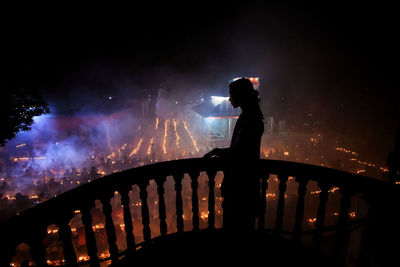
[{"xmin": 1, "ymin": 158, "xmax": 399, "ymax": 267}]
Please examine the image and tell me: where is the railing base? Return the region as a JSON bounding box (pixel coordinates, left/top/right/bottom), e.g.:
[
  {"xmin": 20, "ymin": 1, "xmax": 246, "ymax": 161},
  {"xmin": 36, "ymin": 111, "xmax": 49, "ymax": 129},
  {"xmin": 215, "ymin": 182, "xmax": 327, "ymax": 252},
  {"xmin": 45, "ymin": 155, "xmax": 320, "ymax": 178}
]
[{"xmin": 115, "ymin": 229, "xmax": 330, "ymax": 267}]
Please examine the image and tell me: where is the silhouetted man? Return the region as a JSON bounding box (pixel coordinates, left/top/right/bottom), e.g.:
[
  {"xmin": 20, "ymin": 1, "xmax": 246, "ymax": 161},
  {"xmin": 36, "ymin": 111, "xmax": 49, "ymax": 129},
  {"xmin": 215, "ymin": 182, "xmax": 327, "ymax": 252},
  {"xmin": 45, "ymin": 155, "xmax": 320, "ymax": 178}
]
[{"xmin": 204, "ymin": 78, "xmax": 264, "ymax": 231}]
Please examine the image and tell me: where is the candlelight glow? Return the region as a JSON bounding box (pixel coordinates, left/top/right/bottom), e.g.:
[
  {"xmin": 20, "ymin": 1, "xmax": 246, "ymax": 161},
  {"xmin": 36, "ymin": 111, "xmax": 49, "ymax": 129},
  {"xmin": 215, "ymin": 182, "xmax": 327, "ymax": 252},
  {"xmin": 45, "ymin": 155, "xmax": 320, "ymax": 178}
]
[
  {"xmin": 183, "ymin": 121, "xmax": 199, "ymax": 152},
  {"xmin": 173, "ymin": 119, "xmax": 180, "ymax": 148},
  {"xmin": 129, "ymin": 138, "xmax": 143, "ymax": 157},
  {"xmin": 163, "ymin": 120, "xmax": 169, "ymax": 154},
  {"xmin": 147, "ymin": 137, "xmax": 154, "ymax": 156},
  {"xmin": 155, "ymin": 117, "xmax": 159, "ymax": 130}
]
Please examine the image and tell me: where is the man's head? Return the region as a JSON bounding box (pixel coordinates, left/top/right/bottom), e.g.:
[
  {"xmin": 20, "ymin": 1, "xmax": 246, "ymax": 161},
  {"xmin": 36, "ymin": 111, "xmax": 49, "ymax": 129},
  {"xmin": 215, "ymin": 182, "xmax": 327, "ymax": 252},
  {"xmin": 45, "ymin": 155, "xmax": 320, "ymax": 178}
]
[{"xmin": 229, "ymin": 78, "xmax": 256, "ymax": 108}]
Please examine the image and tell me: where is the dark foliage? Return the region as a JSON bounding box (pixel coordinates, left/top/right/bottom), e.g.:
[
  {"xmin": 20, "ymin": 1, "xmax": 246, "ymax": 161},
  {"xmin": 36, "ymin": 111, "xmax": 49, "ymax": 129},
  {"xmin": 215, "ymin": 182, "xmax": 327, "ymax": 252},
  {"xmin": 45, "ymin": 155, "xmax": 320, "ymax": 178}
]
[{"xmin": 0, "ymin": 88, "xmax": 50, "ymax": 146}]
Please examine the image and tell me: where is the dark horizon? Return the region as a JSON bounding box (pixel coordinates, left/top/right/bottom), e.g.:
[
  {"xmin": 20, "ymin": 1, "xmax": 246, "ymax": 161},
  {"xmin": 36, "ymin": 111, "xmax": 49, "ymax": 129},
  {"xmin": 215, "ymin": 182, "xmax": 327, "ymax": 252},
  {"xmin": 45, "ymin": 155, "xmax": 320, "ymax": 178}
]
[
  {"xmin": 2, "ymin": 5, "xmax": 400, "ymax": 267},
  {"xmin": 2, "ymin": 2, "xmax": 399, "ymax": 163}
]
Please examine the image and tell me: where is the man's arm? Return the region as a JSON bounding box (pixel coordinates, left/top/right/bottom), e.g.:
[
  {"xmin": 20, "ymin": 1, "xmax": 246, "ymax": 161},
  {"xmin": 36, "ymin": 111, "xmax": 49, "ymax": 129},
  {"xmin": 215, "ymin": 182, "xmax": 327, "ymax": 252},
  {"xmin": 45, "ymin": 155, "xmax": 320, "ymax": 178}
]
[{"xmin": 203, "ymin": 147, "xmax": 230, "ymax": 159}]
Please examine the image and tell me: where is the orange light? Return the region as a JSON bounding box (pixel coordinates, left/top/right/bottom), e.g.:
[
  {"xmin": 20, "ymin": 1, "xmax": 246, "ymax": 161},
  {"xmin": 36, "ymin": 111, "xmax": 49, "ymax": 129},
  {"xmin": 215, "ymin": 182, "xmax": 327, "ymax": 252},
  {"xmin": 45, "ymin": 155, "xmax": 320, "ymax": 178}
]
[
  {"xmin": 162, "ymin": 120, "xmax": 169, "ymax": 154},
  {"xmin": 183, "ymin": 121, "xmax": 199, "ymax": 152},
  {"xmin": 129, "ymin": 138, "xmax": 143, "ymax": 157},
  {"xmin": 147, "ymin": 138, "xmax": 154, "ymax": 155},
  {"xmin": 173, "ymin": 120, "xmax": 180, "ymax": 148}
]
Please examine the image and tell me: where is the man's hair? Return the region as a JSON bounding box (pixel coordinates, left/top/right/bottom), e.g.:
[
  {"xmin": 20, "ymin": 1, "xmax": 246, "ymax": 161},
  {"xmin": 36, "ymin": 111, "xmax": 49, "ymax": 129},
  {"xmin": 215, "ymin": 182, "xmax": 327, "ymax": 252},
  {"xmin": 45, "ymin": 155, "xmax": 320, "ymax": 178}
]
[
  {"xmin": 229, "ymin": 78, "xmax": 260, "ymax": 104},
  {"xmin": 229, "ymin": 78, "xmax": 264, "ymax": 120}
]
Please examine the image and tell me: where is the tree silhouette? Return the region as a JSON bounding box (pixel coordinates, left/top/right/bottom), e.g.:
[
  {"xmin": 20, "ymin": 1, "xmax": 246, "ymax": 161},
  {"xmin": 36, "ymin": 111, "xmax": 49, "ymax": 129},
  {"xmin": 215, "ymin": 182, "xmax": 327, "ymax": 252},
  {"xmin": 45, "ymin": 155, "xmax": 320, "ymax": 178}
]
[{"xmin": 0, "ymin": 88, "xmax": 50, "ymax": 146}]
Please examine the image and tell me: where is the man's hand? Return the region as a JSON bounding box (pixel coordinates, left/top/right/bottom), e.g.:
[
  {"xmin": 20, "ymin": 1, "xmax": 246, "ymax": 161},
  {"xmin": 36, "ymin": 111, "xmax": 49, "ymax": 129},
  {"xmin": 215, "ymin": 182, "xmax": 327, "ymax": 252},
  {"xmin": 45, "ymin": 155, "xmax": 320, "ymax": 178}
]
[{"xmin": 202, "ymin": 148, "xmax": 221, "ymax": 159}]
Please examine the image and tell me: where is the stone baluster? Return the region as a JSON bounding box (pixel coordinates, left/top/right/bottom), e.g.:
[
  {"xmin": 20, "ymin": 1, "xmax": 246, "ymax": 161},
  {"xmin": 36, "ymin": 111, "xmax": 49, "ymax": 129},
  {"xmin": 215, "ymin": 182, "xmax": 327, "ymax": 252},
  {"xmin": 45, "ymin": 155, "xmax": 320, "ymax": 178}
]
[
  {"xmin": 357, "ymin": 194, "xmax": 378, "ymax": 267},
  {"xmin": 138, "ymin": 180, "xmax": 151, "ymax": 241},
  {"xmin": 333, "ymin": 187, "xmax": 354, "ymax": 265},
  {"xmin": 189, "ymin": 170, "xmax": 200, "ymax": 232},
  {"xmin": 0, "ymin": 242, "xmax": 15, "ymax": 267},
  {"xmin": 57, "ymin": 212, "xmax": 78, "ymax": 267},
  {"xmin": 100, "ymin": 193, "xmax": 119, "ymax": 263},
  {"xmin": 119, "ymin": 186, "xmax": 136, "ymax": 256},
  {"xmin": 206, "ymin": 169, "xmax": 217, "ymax": 230},
  {"xmin": 258, "ymin": 173, "xmax": 269, "ymax": 230},
  {"xmin": 173, "ymin": 173, "xmax": 185, "ymax": 233},
  {"xmin": 293, "ymin": 177, "xmax": 308, "ymax": 242},
  {"xmin": 155, "ymin": 176, "xmax": 168, "ymax": 236},
  {"xmin": 275, "ymin": 174, "xmax": 288, "ymax": 234},
  {"xmin": 312, "ymin": 182, "xmax": 331, "ymax": 249},
  {"xmin": 29, "ymin": 224, "xmax": 49, "ymax": 267},
  {"xmin": 81, "ymin": 201, "xmax": 100, "ymax": 267}
]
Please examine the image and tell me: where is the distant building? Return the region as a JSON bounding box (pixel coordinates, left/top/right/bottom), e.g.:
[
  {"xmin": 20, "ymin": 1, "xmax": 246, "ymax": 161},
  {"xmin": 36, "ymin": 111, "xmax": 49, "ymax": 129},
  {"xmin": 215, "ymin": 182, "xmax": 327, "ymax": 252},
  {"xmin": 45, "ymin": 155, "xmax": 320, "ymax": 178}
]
[
  {"xmin": 190, "ymin": 77, "xmax": 264, "ymax": 148},
  {"xmin": 191, "ymin": 96, "xmax": 240, "ymax": 148}
]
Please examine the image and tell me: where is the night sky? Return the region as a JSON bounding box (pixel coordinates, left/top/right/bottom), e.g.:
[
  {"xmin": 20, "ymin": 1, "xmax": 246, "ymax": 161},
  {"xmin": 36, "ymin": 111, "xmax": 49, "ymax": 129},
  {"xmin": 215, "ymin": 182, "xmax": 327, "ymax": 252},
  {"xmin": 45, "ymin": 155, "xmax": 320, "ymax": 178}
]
[{"xmin": 3, "ymin": 2, "xmax": 399, "ymax": 160}]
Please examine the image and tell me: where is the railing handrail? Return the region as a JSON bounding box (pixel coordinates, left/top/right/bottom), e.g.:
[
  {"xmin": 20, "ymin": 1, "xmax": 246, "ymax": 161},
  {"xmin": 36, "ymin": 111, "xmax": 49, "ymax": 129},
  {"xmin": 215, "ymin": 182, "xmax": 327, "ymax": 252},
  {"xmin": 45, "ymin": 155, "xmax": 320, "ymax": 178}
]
[
  {"xmin": 0, "ymin": 159, "xmax": 387, "ymax": 225},
  {"xmin": 1, "ymin": 158, "xmax": 399, "ymax": 266}
]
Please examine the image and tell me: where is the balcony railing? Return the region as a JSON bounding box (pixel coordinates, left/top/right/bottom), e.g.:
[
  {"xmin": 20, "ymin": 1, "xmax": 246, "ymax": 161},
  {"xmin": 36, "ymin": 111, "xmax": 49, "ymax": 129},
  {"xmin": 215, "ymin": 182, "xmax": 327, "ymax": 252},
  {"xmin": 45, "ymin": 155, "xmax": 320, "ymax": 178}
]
[{"xmin": 1, "ymin": 158, "xmax": 399, "ymax": 267}]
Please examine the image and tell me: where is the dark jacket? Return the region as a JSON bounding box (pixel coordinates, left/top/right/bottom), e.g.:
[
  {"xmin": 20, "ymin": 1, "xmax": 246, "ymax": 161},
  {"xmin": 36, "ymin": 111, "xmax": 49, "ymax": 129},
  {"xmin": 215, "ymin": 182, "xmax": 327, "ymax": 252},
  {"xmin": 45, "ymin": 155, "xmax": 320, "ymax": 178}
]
[
  {"xmin": 229, "ymin": 108, "xmax": 264, "ymax": 162},
  {"xmin": 222, "ymin": 107, "xmax": 264, "ymax": 197}
]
